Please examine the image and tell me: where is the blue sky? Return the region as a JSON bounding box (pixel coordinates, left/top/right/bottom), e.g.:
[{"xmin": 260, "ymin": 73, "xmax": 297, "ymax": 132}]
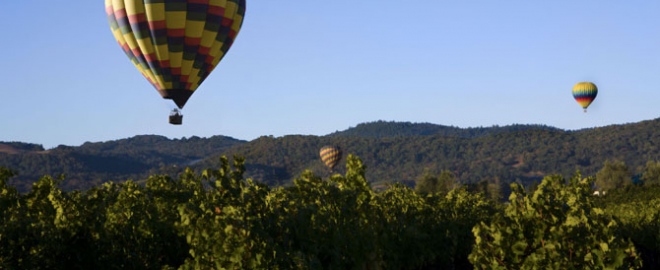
[{"xmin": 1, "ymin": 1, "xmax": 659, "ymax": 149}]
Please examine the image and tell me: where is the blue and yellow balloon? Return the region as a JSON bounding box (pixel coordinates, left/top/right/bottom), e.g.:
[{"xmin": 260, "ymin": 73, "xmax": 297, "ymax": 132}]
[{"xmin": 572, "ymin": 82, "xmax": 598, "ymax": 112}]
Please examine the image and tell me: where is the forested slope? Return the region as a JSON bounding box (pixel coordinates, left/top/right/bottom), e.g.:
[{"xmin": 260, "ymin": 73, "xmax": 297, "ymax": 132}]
[
  {"xmin": 0, "ymin": 135, "xmax": 244, "ymax": 191},
  {"xmin": 201, "ymin": 118, "xmax": 660, "ymax": 189},
  {"xmin": 2, "ymin": 118, "xmax": 660, "ymax": 192}
]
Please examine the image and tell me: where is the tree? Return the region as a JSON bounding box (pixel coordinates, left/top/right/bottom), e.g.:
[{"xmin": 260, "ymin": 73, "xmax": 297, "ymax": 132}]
[
  {"xmin": 465, "ymin": 178, "xmax": 502, "ymax": 202},
  {"xmin": 470, "ymin": 174, "xmax": 641, "ymax": 269},
  {"xmin": 595, "ymin": 160, "xmax": 632, "ymax": 192},
  {"xmin": 415, "ymin": 169, "xmax": 456, "ymax": 195},
  {"xmin": 642, "ymin": 161, "xmax": 660, "ymax": 186}
]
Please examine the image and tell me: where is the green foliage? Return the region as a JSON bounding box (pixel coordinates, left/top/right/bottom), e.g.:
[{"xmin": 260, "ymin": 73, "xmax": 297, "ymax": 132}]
[
  {"xmin": 0, "ymin": 156, "xmax": 501, "ymax": 269},
  {"xmin": 439, "ymin": 188, "xmax": 498, "ymax": 268},
  {"xmin": 594, "ymin": 184, "xmax": 660, "ymax": 206},
  {"xmin": 170, "ymin": 154, "xmax": 496, "ymax": 269},
  {"xmin": 598, "ymin": 185, "xmax": 660, "ymax": 270},
  {"xmin": 470, "ymin": 174, "xmax": 641, "ymax": 269},
  {"xmin": 0, "ymin": 167, "xmax": 18, "ymax": 210},
  {"xmin": 641, "ymin": 160, "xmax": 660, "ymax": 186},
  {"xmin": 465, "ymin": 179, "xmax": 503, "ymax": 202},
  {"xmin": 596, "ymin": 160, "xmax": 633, "ymax": 191},
  {"xmin": 414, "ymin": 169, "xmax": 456, "ymax": 195},
  {"xmin": 0, "ymin": 169, "xmax": 188, "ymax": 269},
  {"xmin": 5, "ymin": 156, "xmax": 660, "ymax": 269},
  {"xmin": 175, "ymin": 157, "xmax": 274, "ymax": 269}
]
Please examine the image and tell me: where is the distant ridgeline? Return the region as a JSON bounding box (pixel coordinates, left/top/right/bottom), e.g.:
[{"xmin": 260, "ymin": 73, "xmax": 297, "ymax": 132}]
[
  {"xmin": 2, "ymin": 118, "xmax": 660, "ymax": 193},
  {"xmin": 328, "ymin": 120, "xmax": 561, "ymax": 138},
  {"xmin": 0, "ymin": 142, "xmax": 45, "ymax": 154},
  {"xmin": 0, "ymin": 135, "xmax": 245, "ymax": 192}
]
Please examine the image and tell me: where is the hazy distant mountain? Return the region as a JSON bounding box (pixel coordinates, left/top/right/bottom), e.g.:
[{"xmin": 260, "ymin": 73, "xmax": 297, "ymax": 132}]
[{"xmin": 2, "ymin": 119, "xmax": 660, "ymax": 192}]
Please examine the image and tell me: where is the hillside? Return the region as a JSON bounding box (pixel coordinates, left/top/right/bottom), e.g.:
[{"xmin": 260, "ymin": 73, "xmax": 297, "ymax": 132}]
[
  {"xmin": 0, "ymin": 142, "xmax": 45, "ymax": 154},
  {"xmin": 329, "ymin": 120, "xmax": 561, "ymax": 138},
  {"xmin": 0, "ymin": 135, "xmax": 245, "ymax": 192},
  {"xmin": 200, "ymin": 119, "xmax": 660, "ymax": 189},
  {"xmin": 2, "ymin": 118, "xmax": 660, "ymax": 192}
]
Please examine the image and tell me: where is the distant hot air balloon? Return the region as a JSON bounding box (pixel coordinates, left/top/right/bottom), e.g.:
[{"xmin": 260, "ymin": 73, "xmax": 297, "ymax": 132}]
[
  {"xmin": 572, "ymin": 82, "xmax": 598, "ymax": 112},
  {"xmin": 320, "ymin": 145, "xmax": 342, "ymax": 171},
  {"xmin": 105, "ymin": 0, "xmax": 246, "ymax": 124}
]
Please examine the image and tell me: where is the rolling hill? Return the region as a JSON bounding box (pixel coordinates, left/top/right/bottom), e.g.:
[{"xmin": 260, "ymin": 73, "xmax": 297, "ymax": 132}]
[{"xmin": 2, "ymin": 118, "xmax": 660, "ymax": 192}]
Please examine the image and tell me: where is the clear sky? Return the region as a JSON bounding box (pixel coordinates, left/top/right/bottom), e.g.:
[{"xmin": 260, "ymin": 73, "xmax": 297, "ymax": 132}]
[{"xmin": 1, "ymin": 1, "xmax": 659, "ymax": 149}]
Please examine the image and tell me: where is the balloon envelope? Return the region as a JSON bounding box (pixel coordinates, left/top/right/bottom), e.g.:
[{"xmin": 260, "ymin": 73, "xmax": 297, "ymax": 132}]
[
  {"xmin": 320, "ymin": 145, "xmax": 343, "ymax": 170},
  {"xmin": 105, "ymin": 0, "xmax": 246, "ymax": 109},
  {"xmin": 572, "ymin": 82, "xmax": 598, "ymax": 111}
]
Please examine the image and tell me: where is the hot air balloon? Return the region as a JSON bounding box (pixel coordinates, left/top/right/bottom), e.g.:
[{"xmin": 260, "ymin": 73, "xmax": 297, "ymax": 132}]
[
  {"xmin": 105, "ymin": 0, "xmax": 246, "ymax": 124},
  {"xmin": 572, "ymin": 82, "xmax": 598, "ymax": 112},
  {"xmin": 320, "ymin": 145, "xmax": 342, "ymax": 171}
]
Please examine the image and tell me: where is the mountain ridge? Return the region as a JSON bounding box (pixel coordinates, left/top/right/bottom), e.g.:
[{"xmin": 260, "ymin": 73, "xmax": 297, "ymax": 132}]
[
  {"xmin": 329, "ymin": 120, "xmax": 563, "ymax": 138},
  {"xmin": 2, "ymin": 118, "xmax": 659, "ymax": 192}
]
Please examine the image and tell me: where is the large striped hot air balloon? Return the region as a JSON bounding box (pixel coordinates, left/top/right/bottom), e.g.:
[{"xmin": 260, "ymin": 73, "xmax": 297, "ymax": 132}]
[
  {"xmin": 572, "ymin": 82, "xmax": 598, "ymax": 112},
  {"xmin": 105, "ymin": 0, "xmax": 246, "ymax": 124},
  {"xmin": 320, "ymin": 145, "xmax": 343, "ymax": 171}
]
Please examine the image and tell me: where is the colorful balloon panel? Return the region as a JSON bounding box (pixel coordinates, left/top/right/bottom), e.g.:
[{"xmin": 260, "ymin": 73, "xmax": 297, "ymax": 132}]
[
  {"xmin": 105, "ymin": 0, "xmax": 246, "ymax": 109},
  {"xmin": 320, "ymin": 145, "xmax": 342, "ymax": 170},
  {"xmin": 572, "ymin": 82, "xmax": 598, "ymax": 110}
]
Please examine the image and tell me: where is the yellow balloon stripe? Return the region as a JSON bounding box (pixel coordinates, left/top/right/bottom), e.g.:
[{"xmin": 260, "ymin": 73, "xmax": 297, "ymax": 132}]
[
  {"xmin": 107, "ymin": 0, "xmax": 158, "ymax": 89},
  {"xmin": 166, "ymin": 10, "xmax": 186, "ymax": 73},
  {"xmin": 125, "ymin": 1, "xmax": 166, "ymax": 89},
  {"xmin": 209, "ymin": 1, "xmax": 240, "ymax": 69},
  {"xmin": 189, "ymin": 27, "xmax": 221, "ymax": 90},
  {"xmin": 181, "ymin": 21, "xmax": 205, "ymax": 78},
  {"xmin": 144, "ymin": 2, "xmax": 170, "ymax": 89}
]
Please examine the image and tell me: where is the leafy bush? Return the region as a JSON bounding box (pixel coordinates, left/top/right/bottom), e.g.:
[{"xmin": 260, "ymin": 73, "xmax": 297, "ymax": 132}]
[
  {"xmin": 470, "ymin": 174, "xmax": 641, "ymax": 269},
  {"xmin": 3, "ymin": 156, "xmax": 660, "ymax": 269}
]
